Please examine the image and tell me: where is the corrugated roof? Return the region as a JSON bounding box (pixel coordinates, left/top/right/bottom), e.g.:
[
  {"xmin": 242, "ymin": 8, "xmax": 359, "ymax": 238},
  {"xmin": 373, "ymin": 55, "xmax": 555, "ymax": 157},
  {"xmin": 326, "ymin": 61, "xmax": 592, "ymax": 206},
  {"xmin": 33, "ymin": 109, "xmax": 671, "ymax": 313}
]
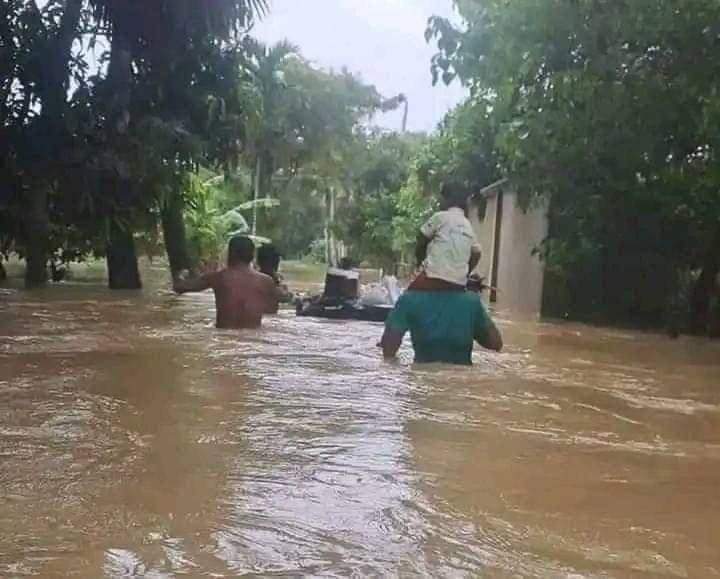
[{"xmin": 471, "ymin": 178, "xmax": 509, "ymax": 200}]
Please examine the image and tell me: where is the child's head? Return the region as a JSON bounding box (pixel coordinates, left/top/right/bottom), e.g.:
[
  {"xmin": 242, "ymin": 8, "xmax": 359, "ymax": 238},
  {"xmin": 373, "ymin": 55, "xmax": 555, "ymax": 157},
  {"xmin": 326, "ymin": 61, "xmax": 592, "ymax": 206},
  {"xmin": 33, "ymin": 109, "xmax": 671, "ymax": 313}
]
[{"xmin": 439, "ymin": 181, "xmax": 470, "ymax": 211}]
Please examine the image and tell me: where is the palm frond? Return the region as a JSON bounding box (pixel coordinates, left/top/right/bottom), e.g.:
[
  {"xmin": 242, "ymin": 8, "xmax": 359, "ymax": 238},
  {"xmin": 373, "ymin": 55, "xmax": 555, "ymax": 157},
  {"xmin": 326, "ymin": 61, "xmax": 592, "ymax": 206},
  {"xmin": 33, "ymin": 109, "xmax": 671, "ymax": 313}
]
[
  {"xmin": 233, "ymin": 197, "xmax": 280, "ymax": 211},
  {"xmin": 220, "ymin": 209, "xmax": 250, "ymax": 232}
]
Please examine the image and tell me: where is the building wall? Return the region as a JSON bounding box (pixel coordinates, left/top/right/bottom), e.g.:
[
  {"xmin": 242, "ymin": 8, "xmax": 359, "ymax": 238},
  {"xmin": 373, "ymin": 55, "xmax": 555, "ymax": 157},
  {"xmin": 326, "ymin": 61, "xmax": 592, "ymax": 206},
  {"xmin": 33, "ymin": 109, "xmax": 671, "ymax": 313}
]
[
  {"xmin": 470, "ymin": 186, "xmax": 548, "ymax": 317},
  {"xmin": 496, "ymin": 191, "xmax": 548, "ymax": 315},
  {"xmin": 469, "ymin": 195, "xmax": 497, "ymax": 285}
]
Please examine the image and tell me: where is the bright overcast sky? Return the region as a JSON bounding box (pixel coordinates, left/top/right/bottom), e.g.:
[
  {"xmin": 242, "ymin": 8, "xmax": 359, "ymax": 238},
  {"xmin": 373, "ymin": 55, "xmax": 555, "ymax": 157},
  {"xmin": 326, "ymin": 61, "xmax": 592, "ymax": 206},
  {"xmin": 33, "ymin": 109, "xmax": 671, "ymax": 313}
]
[{"xmin": 253, "ymin": 0, "xmax": 468, "ymax": 133}]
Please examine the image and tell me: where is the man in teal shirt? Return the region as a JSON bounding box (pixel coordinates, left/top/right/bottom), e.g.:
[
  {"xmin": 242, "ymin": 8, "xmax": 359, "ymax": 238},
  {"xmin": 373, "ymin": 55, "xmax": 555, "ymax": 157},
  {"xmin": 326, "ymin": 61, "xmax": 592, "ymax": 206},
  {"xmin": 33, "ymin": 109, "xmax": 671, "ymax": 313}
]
[{"xmin": 380, "ymin": 290, "xmax": 503, "ymax": 364}]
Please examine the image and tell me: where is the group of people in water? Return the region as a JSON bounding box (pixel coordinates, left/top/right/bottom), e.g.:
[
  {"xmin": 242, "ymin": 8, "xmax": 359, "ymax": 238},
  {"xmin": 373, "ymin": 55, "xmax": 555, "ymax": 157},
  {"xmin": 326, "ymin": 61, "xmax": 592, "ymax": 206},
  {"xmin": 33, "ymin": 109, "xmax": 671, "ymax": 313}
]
[{"xmin": 174, "ymin": 183, "xmax": 503, "ymax": 365}]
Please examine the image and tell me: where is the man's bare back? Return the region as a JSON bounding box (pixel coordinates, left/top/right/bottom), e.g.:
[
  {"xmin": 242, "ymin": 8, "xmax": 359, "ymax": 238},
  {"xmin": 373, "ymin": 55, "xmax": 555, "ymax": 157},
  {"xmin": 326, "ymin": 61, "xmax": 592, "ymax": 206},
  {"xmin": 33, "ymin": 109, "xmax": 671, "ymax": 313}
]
[{"xmin": 173, "ymin": 237, "xmax": 279, "ymax": 329}]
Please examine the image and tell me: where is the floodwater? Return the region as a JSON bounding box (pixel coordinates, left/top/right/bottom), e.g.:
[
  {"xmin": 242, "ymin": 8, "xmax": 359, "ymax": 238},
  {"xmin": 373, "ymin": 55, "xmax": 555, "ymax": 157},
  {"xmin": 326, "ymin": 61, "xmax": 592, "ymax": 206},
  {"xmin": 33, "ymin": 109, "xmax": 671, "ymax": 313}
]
[{"xmin": 1, "ymin": 265, "xmax": 719, "ymax": 578}]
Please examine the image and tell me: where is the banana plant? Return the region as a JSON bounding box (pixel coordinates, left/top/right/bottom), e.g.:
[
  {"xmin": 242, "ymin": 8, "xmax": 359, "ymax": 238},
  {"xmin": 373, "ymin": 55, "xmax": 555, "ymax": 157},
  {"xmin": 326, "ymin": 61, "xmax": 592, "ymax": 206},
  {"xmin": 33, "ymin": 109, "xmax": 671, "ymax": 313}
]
[{"xmin": 221, "ymin": 197, "xmax": 279, "ymax": 246}]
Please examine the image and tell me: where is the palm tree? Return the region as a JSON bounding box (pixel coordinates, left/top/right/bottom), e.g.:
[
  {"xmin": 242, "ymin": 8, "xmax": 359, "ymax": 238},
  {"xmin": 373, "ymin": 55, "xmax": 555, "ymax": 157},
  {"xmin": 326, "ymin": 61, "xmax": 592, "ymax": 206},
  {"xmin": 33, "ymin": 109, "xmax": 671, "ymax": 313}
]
[
  {"xmin": 86, "ymin": 0, "xmax": 268, "ymax": 288},
  {"xmin": 243, "ymin": 40, "xmax": 300, "ymax": 234},
  {"xmin": 377, "ymin": 93, "xmax": 409, "ymax": 133}
]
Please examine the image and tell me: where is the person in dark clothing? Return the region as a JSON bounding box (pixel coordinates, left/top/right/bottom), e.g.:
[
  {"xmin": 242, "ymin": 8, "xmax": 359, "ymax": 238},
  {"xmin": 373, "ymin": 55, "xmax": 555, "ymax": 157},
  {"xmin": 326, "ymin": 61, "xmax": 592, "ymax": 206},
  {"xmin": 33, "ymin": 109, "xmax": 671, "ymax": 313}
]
[
  {"xmin": 256, "ymin": 244, "xmax": 293, "ymax": 302},
  {"xmin": 256, "ymin": 244, "xmax": 282, "ymax": 283}
]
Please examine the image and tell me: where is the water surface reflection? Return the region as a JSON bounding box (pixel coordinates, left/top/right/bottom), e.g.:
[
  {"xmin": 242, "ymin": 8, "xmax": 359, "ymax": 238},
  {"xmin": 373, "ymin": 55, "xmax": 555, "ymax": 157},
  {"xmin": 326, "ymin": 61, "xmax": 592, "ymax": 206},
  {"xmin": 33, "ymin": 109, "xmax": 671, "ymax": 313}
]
[{"xmin": 1, "ymin": 278, "xmax": 719, "ymax": 577}]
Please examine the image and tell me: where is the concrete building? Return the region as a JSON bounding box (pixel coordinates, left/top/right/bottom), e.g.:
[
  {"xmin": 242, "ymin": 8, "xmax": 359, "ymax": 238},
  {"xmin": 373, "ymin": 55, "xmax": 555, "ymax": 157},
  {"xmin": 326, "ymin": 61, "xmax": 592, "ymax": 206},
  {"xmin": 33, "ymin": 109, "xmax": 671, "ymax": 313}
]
[{"xmin": 469, "ymin": 179, "xmax": 549, "ymax": 317}]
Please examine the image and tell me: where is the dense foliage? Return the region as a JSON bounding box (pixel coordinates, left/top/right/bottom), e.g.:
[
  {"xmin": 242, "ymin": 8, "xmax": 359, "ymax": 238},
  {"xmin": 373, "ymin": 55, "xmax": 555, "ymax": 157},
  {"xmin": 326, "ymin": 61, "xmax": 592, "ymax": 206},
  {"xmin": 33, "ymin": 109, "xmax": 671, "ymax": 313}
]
[
  {"xmin": 4, "ymin": 0, "xmax": 717, "ymax": 335},
  {"xmin": 1, "ymin": 0, "xmax": 271, "ymax": 287},
  {"xmin": 426, "ymin": 0, "xmax": 720, "ymax": 334},
  {"xmin": 0, "ymin": 0, "xmax": 419, "ymax": 288}
]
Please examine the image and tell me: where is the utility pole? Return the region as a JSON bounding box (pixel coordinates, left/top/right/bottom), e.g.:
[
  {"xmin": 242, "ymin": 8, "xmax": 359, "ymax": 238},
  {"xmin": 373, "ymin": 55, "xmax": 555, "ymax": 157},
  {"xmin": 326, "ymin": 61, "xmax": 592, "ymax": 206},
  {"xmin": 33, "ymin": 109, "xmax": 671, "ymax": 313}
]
[
  {"xmin": 252, "ymin": 156, "xmax": 261, "ymax": 236},
  {"xmin": 400, "ymin": 95, "xmax": 409, "ymax": 133},
  {"xmin": 323, "ymin": 187, "xmax": 337, "ymax": 266}
]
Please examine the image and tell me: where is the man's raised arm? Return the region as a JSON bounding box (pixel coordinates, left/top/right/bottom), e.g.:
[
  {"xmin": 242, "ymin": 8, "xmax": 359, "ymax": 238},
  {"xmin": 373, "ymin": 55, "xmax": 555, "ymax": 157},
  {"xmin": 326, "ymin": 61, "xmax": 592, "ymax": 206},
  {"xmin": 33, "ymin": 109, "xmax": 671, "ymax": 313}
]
[{"xmin": 173, "ymin": 272, "xmax": 214, "ymax": 294}]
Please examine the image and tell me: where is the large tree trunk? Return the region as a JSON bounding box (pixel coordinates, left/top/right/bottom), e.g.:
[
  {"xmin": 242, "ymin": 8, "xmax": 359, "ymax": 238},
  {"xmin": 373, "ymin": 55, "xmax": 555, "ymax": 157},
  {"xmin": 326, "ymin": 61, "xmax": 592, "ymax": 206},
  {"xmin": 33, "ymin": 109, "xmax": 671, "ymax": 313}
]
[
  {"xmin": 107, "ymin": 220, "xmax": 142, "ymax": 290},
  {"xmin": 161, "ymin": 193, "xmax": 193, "ymax": 278},
  {"xmin": 0, "ymin": 258, "xmax": 7, "ymax": 282},
  {"xmin": 104, "ymin": 19, "xmax": 140, "ymax": 290},
  {"xmin": 709, "ymin": 299, "xmax": 720, "ymax": 339},
  {"xmin": 689, "ymin": 227, "xmax": 720, "ymax": 335},
  {"xmin": 24, "ymin": 185, "xmax": 50, "ymax": 287},
  {"xmin": 23, "ymin": 0, "xmax": 83, "ymax": 289}
]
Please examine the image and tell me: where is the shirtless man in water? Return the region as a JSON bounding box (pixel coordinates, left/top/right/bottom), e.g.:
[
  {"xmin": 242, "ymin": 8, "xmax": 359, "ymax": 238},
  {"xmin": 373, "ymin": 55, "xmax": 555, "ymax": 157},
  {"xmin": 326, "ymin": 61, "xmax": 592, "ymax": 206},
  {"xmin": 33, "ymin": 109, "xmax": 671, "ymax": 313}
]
[{"xmin": 173, "ymin": 236, "xmax": 279, "ymax": 329}]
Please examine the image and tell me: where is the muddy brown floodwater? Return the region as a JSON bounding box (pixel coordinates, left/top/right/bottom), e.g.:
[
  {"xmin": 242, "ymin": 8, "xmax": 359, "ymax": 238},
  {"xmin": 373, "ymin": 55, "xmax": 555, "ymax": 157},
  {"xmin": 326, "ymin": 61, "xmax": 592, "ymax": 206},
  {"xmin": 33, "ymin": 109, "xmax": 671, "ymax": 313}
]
[{"xmin": 1, "ymin": 265, "xmax": 719, "ymax": 578}]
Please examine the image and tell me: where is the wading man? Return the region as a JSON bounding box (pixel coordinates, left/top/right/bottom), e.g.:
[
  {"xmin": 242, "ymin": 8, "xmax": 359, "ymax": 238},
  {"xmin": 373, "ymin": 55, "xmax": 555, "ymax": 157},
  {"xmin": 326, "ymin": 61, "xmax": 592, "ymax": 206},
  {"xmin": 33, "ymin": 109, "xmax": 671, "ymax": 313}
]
[
  {"xmin": 173, "ymin": 236, "xmax": 279, "ymax": 329},
  {"xmin": 381, "ymin": 181, "xmax": 503, "ymax": 364},
  {"xmin": 380, "ymin": 287, "xmax": 503, "ymax": 365}
]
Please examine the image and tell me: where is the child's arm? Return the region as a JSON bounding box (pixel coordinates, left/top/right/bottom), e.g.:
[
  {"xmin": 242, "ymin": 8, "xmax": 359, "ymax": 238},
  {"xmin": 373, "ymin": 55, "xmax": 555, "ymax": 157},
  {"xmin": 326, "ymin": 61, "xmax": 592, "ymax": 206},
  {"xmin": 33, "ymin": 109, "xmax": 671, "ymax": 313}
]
[
  {"xmin": 416, "ymin": 213, "xmax": 440, "ymax": 267},
  {"xmin": 415, "ymin": 233, "xmax": 431, "ymax": 267},
  {"xmin": 469, "ymin": 242, "xmax": 482, "ymax": 273}
]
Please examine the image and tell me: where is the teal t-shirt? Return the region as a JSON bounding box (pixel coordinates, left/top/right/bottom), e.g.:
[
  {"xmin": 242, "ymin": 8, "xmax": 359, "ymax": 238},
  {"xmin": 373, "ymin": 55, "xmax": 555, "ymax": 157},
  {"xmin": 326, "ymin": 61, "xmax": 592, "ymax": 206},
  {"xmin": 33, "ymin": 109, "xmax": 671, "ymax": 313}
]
[{"xmin": 385, "ymin": 290, "xmax": 492, "ymax": 365}]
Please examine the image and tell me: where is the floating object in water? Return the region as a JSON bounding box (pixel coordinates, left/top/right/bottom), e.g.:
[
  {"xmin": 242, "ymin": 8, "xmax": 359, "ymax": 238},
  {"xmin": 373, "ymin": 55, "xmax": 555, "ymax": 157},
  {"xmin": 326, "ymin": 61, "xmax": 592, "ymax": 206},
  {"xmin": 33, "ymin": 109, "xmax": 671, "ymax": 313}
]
[
  {"xmin": 295, "ymin": 298, "xmax": 392, "ymax": 323},
  {"xmin": 361, "ymin": 275, "xmax": 401, "ymax": 307},
  {"xmin": 324, "ymin": 267, "xmax": 360, "ymax": 300},
  {"xmin": 296, "ymin": 265, "xmax": 392, "ymax": 322}
]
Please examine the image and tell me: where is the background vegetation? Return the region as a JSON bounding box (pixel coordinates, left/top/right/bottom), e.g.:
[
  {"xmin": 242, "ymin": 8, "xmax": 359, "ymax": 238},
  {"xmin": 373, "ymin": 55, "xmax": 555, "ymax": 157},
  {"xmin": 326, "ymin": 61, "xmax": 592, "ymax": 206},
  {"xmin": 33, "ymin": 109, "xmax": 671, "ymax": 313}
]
[
  {"xmin": 2, "ymin": 0, "xmax": 719, "ymax": 335},
  {"xmin": 424, "ymin": 0, "xmax": 720, "ymax": 335}
]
